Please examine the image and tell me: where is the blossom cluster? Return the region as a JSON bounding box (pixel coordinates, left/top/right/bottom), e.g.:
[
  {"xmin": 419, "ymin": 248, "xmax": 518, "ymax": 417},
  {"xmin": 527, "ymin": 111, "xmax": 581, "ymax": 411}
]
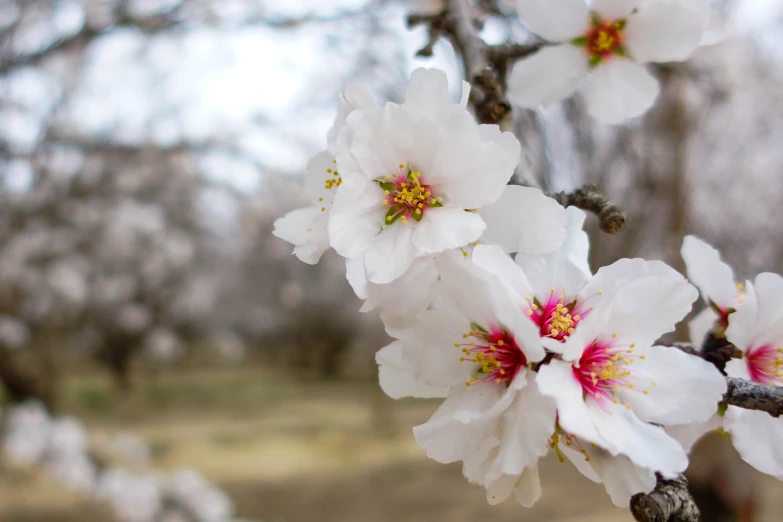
[
  {"xmin": 1, "ymin": 401, "xmax": 236, "ymax": 522},
  {"xmin": 273, "ymin": 66, "xmax": 782, "ymax": 508}
]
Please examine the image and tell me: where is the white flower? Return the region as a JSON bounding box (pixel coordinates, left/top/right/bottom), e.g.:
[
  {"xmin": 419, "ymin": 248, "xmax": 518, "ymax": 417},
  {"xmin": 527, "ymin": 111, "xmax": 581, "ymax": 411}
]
[
  {"xmin": 329, "ymin": 68, "xmax": 567, "ymax": 284},
  {"xmin": 534, "ymin": 258, "xmax": 725, "ymax": 477},
  {"xmin": 273, "ymin": 84, "xmax": 376, "ymax": 264},
  {"xmin": 380, "ymin": 249, "xmax": 556, "ymax": 506},
  {"xmin": 681, "ymin": 235, "xmax": 743, "ymax": 344},
  {"xmin": 721, "ymin": 273, "xmax": 783, "ymax": 479},
  {"xmin": 349, "ymin": 185, "xmax": 568, "ymax": 333},
  {"xmin": 97, "ymin": 468, "xmax": 163, "ymax": 522},
  {"xmin": 509, "ymin": 0, "xmax": 705, "ymax": 124}
]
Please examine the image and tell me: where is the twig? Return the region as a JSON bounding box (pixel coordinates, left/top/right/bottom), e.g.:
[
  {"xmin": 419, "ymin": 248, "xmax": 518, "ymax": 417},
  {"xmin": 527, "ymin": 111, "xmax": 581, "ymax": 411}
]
[
  {"xmin": 722, "ymin": 377, "xmax": 783, "ymax": 418},
  {"xmin": 630, "ymin": 474, "xmax": 700, "ymax": 522},
  {"xmin": 547, "ymin": 184, "xmax": 626, "ymax": 233},
  {"xmin": 407, "ymin": 3, "xmax": 542, "ymax": 126}
]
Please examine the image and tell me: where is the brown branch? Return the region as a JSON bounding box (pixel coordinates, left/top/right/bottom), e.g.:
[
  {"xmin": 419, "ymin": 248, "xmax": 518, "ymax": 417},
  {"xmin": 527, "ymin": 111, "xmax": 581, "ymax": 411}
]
[
  {"xmin": 548, "ymin": 184, "xmax": 626, "ymax": 234},
  {"xmin": 407, "ymin": 3, "xmax": 542, "ymax": 126},
  {"xmin": 723, "ymin": 377, "xmax": 783, "ymax": 418},
  {"xmin": 630, "ymin": 474, "xmax": 700, "ymax": 522}
]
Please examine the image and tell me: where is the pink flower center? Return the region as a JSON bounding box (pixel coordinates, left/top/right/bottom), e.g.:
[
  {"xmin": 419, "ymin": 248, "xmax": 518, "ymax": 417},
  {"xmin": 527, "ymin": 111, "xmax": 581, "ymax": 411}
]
[
  {"xmin": 525, "ymin": 288, "xmax": 596, "ymax": 342},
  {"xmin": 573, "ymin": 339, "xmax": 651, "ymax": 409},
  {"xmin": 746, "ymin": 344, "xmax": 783, "ymax": 386},
  {"xmin": 456, "ymin": 326, "xmax": 526, "ymax": 386},
  {"xmin": 377, "ymin": 165, "xmax": 442, "ymax": 225},
  {"xmin": 578, "ymin": 17, "xmax": 626, "ymax": 66}
]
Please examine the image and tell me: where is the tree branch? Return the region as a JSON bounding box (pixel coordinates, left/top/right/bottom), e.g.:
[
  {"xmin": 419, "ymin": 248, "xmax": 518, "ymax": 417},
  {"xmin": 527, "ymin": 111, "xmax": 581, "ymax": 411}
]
[
  {"xmin": 407, "ymin": 2, "xmax": 541, "ymax": 126},
  {"xmin": 547, "ymin": 184, "xmax": 627, "ymax": 234},
  {"xmin": 630, "ymin": 474, "xmax": 700, "ymax": 522},
  {"xmin": 723, "ymin": 377, "xmax": 783, "ymax": 418}
]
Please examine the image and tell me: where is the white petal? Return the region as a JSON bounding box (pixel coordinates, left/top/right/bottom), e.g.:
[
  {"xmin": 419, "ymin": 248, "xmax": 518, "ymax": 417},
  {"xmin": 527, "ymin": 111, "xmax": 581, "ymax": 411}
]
[
  {"xmin": 625, "ymin": 2, "xmax": 702, "ymax": 63},
  {"xmin": 477, "ymin": 124, "xmax": 522, "ymax": 167},
  {"xmin": 478, "ymin": 186, "xmax": 568, "ymax": 255},
  {"xmin": 587, "ymin": 401, "xmax": 688, "ymax": 475},
  {"xmin": 667, "ymin": 413, "xmax": 722, "ymax": 453},
  {"xmin": 587, "ymin": 59, "xmax": 660, "ymax": 124},
  {"xmin": 508, "ymin": 45, "xmax": 589, "ymax": 108},
  {"xmin": 413, "ymin": 208, "xmax": 485, "ymax": 254},
  {"xmin": 724, "ymin": 407, "xmax": 783, "ymax": 479},
  {"xmin": 688, "ymin": 307, "xmax": 718, "ymax": 346},
  {"xmin": 747, "ymin": 272, "xmax": 783, "ymax": 347},
  {"xmin": 376, "ymin": 341, "xmax": 448, "ymax": 399},
  {"xmin": 304, "ymin": 151, "xmax": 338, "ymax": 203},
  {"xmin": 581, "ymin": 258, "xmax": 698, "ymax": 348},
  {"xmin": 364, "ymin": 223, "xmax": 418, "ymax": 284},
  {"xmin": 405, "ymin": 68, "xmax": 451, "ymax": 114},
  {"xmin": 435, "ymin": 250, "xmax": 500, "ymax": 329},
  {"xmin": 273, "ymin": 206, "xmax": 319, "ymax": 247},
  {"xmin": 413, "ymin": 382, "xmax": 504, "ymax": 464},
  {"xmin": 424, "ymin": 113, "xmax": 518, "ymax": 209},
  {"xmin": 560, "ymin": 443, "xmax": 600, "ymax": 482},
  {"xmin": 586, "ymin": 448, "xmax": 657, "ymax": 507},
  {"xmin": 681, "ymin": 235, "xmax": 737, "ymax": 310},
  {"xmin": 328, "ymin": 175, "xmax": 385, "ymax": 259},
  {"xmin": 590, "ymin": 0, "xmax": 640, "ymax": 20},
  {"xmin": 346, "ymin": 257, "xmax": 368, "ymax": 299},
  {"xmin": 515, "ymin": 206, "xmax": 591, "ymax": 298},
  {"xmin": 622, "ymin": 345, "xmax": 726, "ymax": 425},
  {"xmin": 486, "ymin": 473, "xmax": 516, "ymax": 505},
  {"xmin": 374, "ymin": 258, "xmax": 439, "ymax": 334},
  {"xmin": 725, "ymin": 282, "xmax": 757, "ymax": 354},
  {"xmin": 724, "ymin": 358, "xmax": 751, "ymax": 380},
  {"xmin": 397, "ymin": 308, "xmax": 473, "ymax": 387},
  {"xmin": 350, "ymin": 103, "xmax": 416, "ymax": 179},
  {"xmin": 516, "ymin": 0, "xmax": 589, "ymax": 41},
  {"xmin": 513, "ymin": 466, "xmax": 542, "ymax": 508},
  {"xmin": 536, "ymin": 360, "xmax": 608, "ymax": 447},
  {"xmin": 491, "ymin": 381, "xmax": 556, "ymax": 476},
  {"xmin": 472, "ymin": 244, "xmax": 534, "ymax": 301},
  {"xmin": 273, "ymin": 207, "xmax": 330, "ymax": 265}
]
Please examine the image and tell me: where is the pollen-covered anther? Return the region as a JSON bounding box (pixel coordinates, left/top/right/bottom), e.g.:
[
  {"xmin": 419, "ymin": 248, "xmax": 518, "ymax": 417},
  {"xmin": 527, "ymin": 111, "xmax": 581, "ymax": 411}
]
[
  {"xmin": 376, "ymin": 165, "xmax": 442, "ymax": 226},
  {"xmin": 456, "ymin": 327, "xmax": 526, "ymax": 386}
]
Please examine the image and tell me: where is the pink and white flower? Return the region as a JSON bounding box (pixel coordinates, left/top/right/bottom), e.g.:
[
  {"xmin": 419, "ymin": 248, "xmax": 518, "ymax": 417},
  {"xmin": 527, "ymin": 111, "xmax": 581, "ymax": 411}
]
[
  {"xmin": 681, "ymin": 235, "xmax": 743, "ymax": 344},
  {"xmin": 509, "ymin": 0, "xmax": 706, "ymax": 124},
  {"xmin": 273, "ymin": 84, "xmax": 376, "ymax": 264},
  {"xmin": 330, "ymin": 68, "xmax": 567, "ymax": 284},
  {"xmin": 534, "ymin": 258, "xmax": 725, "ymax": 477},
  {"xmin": 378, "ymin": 250, "xmax": 556, "ymax": 506},
  {"xmin": 721, "ymin": 273, "xmax": 783, "ymax": 479}
]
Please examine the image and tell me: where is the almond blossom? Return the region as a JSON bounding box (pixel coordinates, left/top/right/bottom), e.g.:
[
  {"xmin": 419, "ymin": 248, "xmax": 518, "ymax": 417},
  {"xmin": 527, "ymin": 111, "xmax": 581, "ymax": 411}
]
[
  {"xmin": 535, "ymin": 258, "xmax": 726, "ymax": 477},
  {"xmin": 509, "ymin": 0, "xmax": 706, "ymax": 124},
  {"xmin": 379, "ymin": 249, "xmax": 556, "ymax": 506},
  {"xmin": 329, "ymin": 69, "xmax": 567, "ymax": 284},
  {"xmin": 681, "ymin": 234, "xmax": 743, "ymax": 345},
  {"xmin": 273, "ymin": 84, "xmax": 376, "ymax": 264}
]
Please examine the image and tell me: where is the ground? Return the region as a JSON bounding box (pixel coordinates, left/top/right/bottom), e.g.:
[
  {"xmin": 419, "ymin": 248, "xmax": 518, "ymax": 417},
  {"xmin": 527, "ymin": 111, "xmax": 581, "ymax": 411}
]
[{"xmin": 0, "ymin": 368, "xmax": 780, "ymax": 521}]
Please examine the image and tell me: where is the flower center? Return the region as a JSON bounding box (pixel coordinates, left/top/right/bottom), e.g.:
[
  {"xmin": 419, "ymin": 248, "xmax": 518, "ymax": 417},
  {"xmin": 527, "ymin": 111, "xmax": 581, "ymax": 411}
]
[
  {"xmin": 320, "ymin": 161, "xmax": 342, "ymax": 212},
  {"xmin": 577, "ymin": 17, "xmax": 626, "ymax": 66},
  {"xmin": 746, "ymin": 344, "xmax": 783, "ymax": 386},
  {"xmin": 525, "ymin": 288, "xmax": 595, "ymax": 342},
  {"xmin": 455, "ymin": 326, "xmax": 526, "ymax": 386},
  {"xmin": 573, "ymin": 339, "xmax": 651, "ymax": 409},
  {"xmin": 377, "ymin": 164, "xmax": 442, "ymax": 225}
]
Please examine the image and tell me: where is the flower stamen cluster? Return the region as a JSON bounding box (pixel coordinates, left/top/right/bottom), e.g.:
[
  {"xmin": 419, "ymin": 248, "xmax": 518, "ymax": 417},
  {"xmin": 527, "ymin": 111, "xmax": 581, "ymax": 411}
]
[
  {"xmin": 379, "ymin": 165, "xmax": 442, "ymax": 225},
  {"xmin": 456, "ymin": 327, "xmax": 526, "ymax": 386}
]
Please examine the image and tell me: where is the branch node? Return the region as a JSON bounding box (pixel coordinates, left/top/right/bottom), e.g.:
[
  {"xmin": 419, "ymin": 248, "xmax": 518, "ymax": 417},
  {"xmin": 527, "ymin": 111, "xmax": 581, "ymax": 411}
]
[
  {"xmin": 548, "ymin": 185, "xmax": 626, "ymax": 234},
  {"xmin": 630, "ymin": 474, "xmax": 700, "ymax": 522}
]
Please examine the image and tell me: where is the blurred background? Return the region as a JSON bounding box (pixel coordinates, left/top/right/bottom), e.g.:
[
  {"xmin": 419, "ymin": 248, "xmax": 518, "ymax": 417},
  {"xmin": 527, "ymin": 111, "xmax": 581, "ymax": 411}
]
[{"xmin": 0, "ymin": 0, "xmax": 782, "ymax": 521}]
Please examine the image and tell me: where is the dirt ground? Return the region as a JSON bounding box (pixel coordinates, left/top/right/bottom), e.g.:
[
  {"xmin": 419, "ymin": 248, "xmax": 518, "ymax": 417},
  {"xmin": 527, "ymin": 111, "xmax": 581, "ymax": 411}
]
[{"xmin": 0, "ymin": 369, "xmax": 780, "ymax": 522}]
